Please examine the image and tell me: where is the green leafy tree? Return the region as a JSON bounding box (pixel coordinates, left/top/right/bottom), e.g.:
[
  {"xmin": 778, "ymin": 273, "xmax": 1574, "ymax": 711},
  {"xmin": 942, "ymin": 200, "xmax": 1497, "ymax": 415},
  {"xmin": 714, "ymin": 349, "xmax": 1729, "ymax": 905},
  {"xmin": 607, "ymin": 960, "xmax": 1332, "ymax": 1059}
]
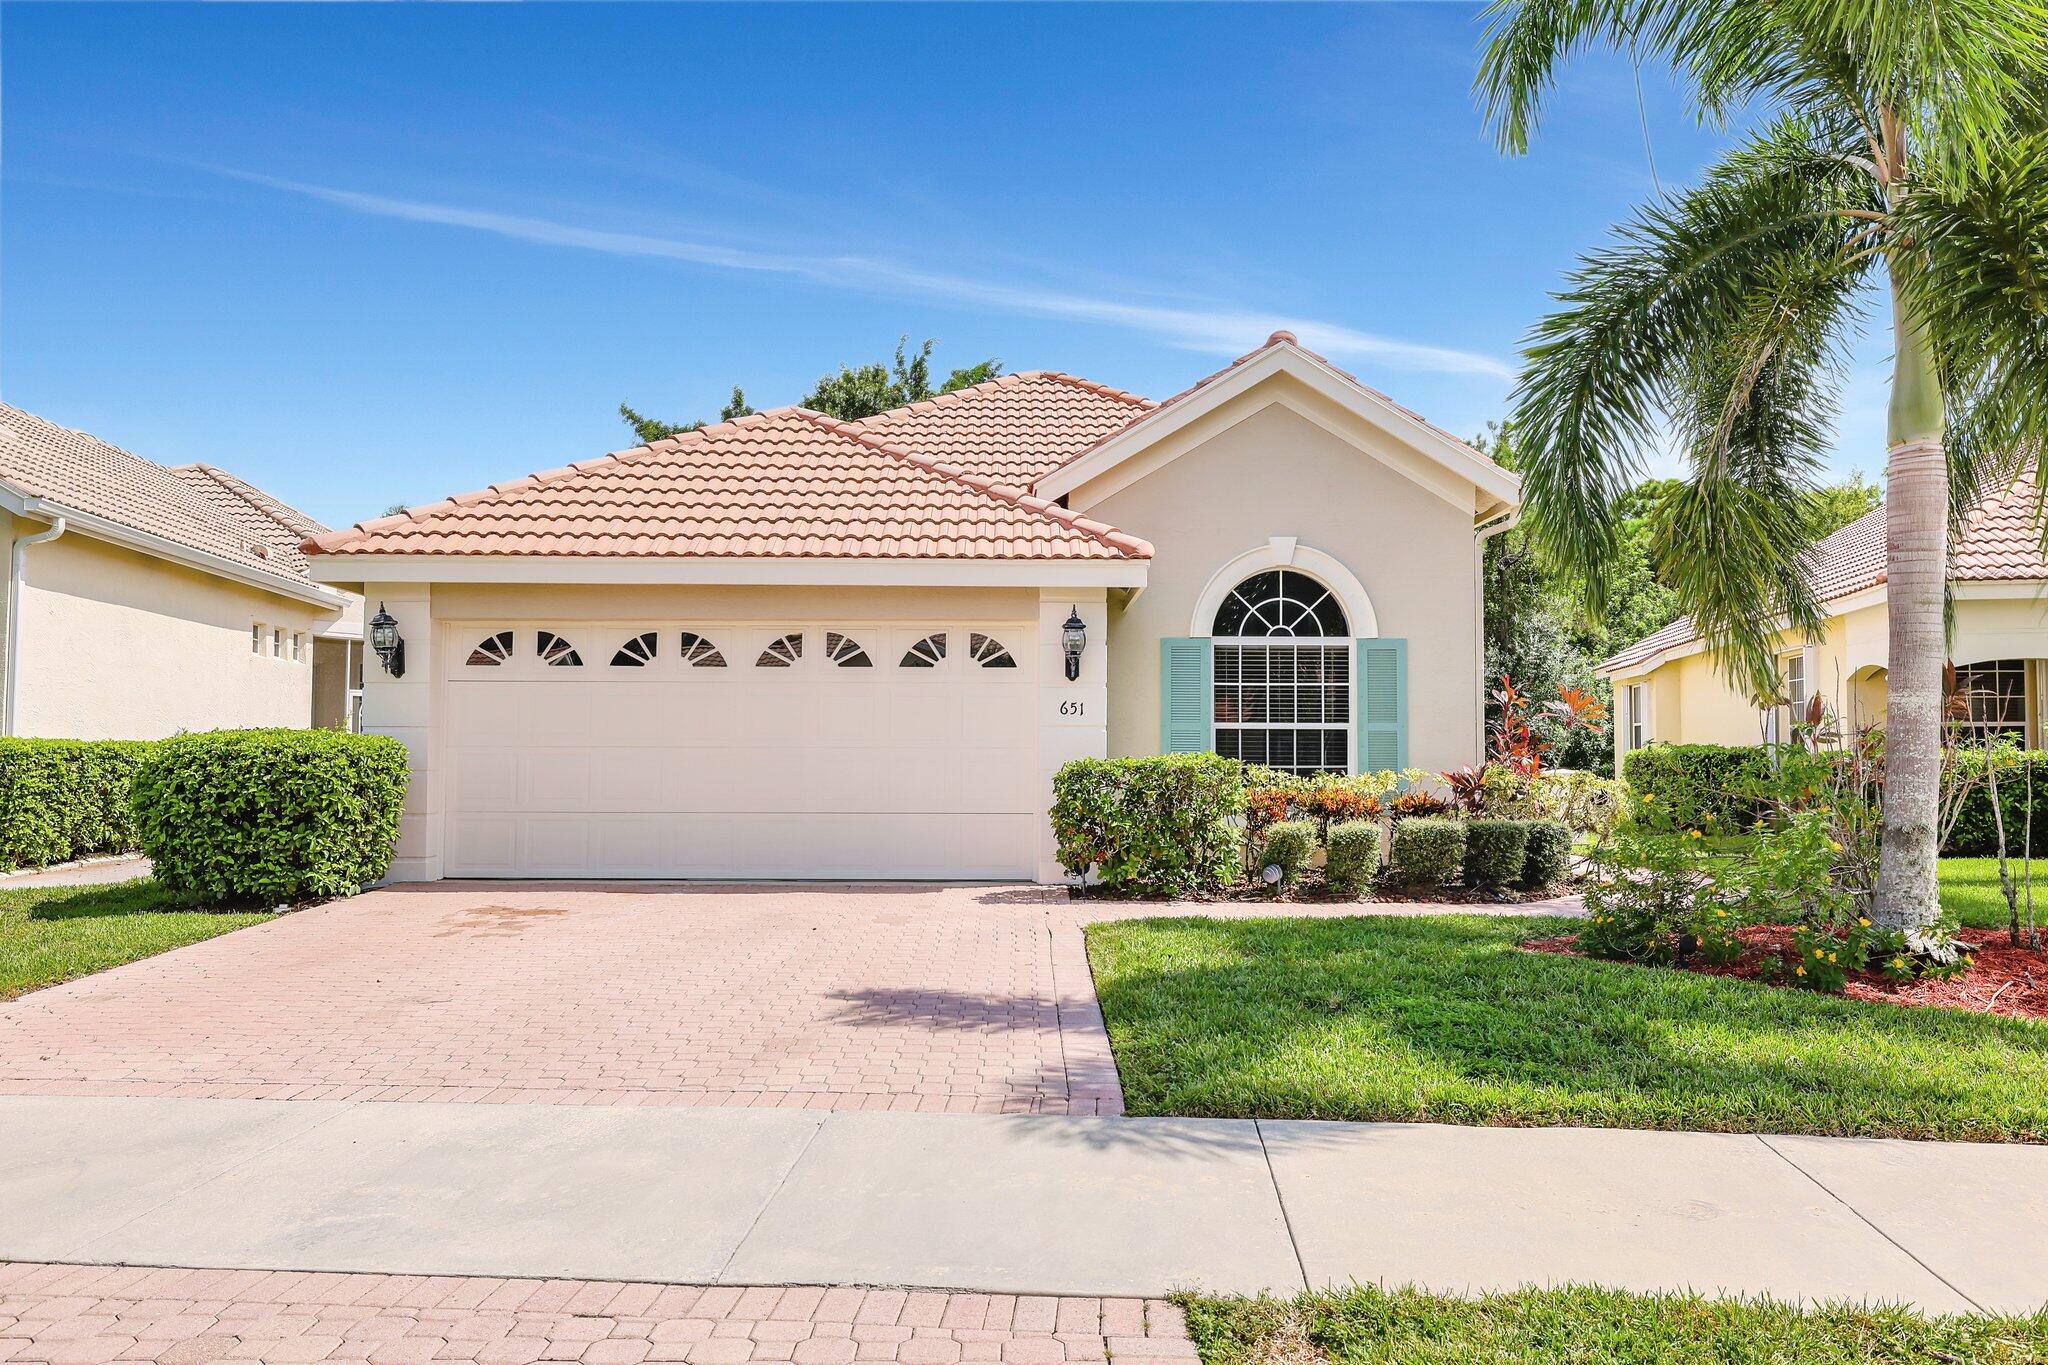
[
  {"xmin": 800, "ymin": 337, "xmax": 1003, "ymax": 421},
  {"xmin": 1479, "ymin": 0, "xmax": 2048, "ymax": 931},
  {"xmin": 620, "ymin": 341, "xmax": 996, "ymax": 439}
]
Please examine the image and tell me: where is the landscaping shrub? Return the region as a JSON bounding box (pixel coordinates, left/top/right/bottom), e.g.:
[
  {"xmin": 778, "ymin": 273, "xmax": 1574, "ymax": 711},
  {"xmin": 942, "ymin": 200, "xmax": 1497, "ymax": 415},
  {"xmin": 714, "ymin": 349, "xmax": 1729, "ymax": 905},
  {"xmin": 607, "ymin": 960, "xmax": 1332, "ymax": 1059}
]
[
  {"xmin": 1052, "ymin": 753, "xmax": 1248, "ymax": 896},
  {"xmin": 1463, "ymin": 819, "xmax": 1530, "ymax": 891},
  {"xmin": 0, "ymin": 738, "xmax": 154, "ymax": 871},
  {"xmin": 1323, "ymin": 820, "xmax": 1381, "ymax": 898},
  {"xmin": 130, "ymin": 729, "xmax": 409, "ymax": 904},
  {"xmin": 1519, "ymin": 820, "xmax": 1573, "ymax": 892},
  {"xmin": 1620, "ymin": 743, "xmax": 1773, "ymax": 830},
  {"xmin": 1389, "ymin": 817, "xmax": 1464, "ymax": 891},
  {"xmin": 1258, "ymin": 821, "xmax": 1316, "ymax": 891},
  {"xmin": 1389, "ymin": 790, "xmax": 1452, "ymax": 822},
  {"xmin": 1943, "ymin": 750, "xmax": 2048, "ymax": 855}
]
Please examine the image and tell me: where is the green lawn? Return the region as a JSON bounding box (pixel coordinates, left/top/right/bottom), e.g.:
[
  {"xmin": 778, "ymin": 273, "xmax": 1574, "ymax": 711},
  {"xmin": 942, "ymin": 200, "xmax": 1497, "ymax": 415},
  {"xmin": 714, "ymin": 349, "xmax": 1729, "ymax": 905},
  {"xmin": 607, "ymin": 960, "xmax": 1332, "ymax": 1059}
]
[
  {"xmin": 0, "ymin": 879, "xmax": 269, "ymax": 1000},
  {"xmin": 1183, "ymin": 1286, "xmax": 2048, "ymax": 1365},
  {"xmin": 1941, "ymin": 857, "xmax": 2048, "ymax": 932},
  {"xmin": 1085, "ymin": 913, "xmax": 2048, "ymax": 1141}
]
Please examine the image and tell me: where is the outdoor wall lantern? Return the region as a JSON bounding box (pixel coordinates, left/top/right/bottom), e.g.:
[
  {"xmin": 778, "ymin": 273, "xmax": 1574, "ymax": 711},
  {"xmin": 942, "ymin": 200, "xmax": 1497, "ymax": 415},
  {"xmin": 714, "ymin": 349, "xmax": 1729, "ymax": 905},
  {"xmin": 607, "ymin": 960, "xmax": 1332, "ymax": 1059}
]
[
  {"xmin": 1061, "ymin": 606, "xmax": 1087, "ymax": 682},
  {"xmin": 368, "ymin": 602, "xmax": 406, "ymax": 679}
]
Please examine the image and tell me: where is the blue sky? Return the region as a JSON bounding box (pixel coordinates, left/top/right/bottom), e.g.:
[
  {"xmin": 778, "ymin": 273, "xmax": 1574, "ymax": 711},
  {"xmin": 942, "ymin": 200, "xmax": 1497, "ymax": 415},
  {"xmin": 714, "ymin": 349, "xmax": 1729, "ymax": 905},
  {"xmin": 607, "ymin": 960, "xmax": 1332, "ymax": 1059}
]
[{"xmin": 4, "ymin": 2, "xmax": 1888, "ymax": 530}]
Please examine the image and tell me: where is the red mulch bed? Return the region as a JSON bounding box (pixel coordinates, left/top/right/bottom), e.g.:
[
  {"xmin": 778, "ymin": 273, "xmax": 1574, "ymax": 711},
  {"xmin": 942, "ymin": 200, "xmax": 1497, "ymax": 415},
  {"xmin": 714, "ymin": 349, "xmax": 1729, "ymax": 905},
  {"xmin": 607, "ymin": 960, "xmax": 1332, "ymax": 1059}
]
[{"xmin": 1525, "ymin": 924, "xmax": 2048, "ymax": 1021}]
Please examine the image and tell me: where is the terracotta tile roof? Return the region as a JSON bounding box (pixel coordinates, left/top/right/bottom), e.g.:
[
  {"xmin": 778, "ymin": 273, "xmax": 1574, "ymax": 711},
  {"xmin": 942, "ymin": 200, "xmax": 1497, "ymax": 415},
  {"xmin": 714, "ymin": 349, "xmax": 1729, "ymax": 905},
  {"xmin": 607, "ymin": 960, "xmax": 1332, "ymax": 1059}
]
[
  {"xmin": 1040, "ymin": 330, "xmax": 1496, "ymax": 485},
  {"xmin": 1599, "ymin": 480, "xmax": 2048, "ymax": 674},
  {"xmin": 0, "ymin": 402, "xmax": 329, "ymax": 594},
  {"xmin": 309, "ymin": 407, "xmax": 1152, "ymax": 560},
  {"xmin": 851, "ymin": 371, "xmax": 1155, "ymax": 485}
]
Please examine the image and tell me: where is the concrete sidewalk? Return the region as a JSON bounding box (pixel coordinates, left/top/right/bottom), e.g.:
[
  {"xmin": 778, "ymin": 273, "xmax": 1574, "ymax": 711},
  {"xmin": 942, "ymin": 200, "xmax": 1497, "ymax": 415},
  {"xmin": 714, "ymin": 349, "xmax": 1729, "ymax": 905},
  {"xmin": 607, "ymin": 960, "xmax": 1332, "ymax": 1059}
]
[{"xmin": 4, "ymin": 1096, "xmax": 2043, "ymax": 1315}]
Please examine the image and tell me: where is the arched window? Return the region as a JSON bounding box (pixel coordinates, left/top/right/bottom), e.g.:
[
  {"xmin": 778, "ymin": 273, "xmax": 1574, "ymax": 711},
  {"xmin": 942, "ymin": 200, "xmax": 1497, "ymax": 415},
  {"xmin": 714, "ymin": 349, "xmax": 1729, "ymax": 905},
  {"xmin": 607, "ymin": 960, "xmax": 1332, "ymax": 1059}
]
[
  {"xmin": 969, "ymin": 633, "xmax": 1016, "ymax": 668},
  {"xmin": 611, "ymin": 632, "xmax": 658, "ymax": 667},
  {"xmin": 679, "ymin": 632, "xmax": 727, "ymax": 668},
  {"xmin": 466, "ymin": 631, "xmax": 514, "ymax": 667},
  {"xmin": 756, "ymin": 633, "xmax": 803, "ymax": 667},
  {"xmin": 537, "ymin": 631, "xmax": 583, "ymax": 667},
  {"xmin": 826, "ymin": 632, "xmax": 872, "ymax": 667},
  {"xmin": 1212, "ymin": 570, "xmax": 1350, "ymax": 774},
  {"xmin": 900, "ymin": 633, "xmax": 947, "ymax": 668}
]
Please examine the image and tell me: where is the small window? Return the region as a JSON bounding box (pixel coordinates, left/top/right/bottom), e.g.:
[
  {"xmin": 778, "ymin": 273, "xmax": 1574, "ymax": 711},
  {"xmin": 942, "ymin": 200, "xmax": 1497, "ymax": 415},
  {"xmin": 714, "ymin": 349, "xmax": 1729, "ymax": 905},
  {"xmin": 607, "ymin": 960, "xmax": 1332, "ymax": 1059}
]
[
  {"xmin": 537, "ymin": 631, "xmax": 583, "ymax": 667},
  {"xmin": 1625, "ymin": 683, "xmax": 1647, "ymax": 752},
  {"xmin": 271, "ymin": 627, "xmax": 285, "ymax": 658},
  {"xmin": 679, "ymin": 632, "xmax": 727, "ymax": 668},
  {"xmin": 826, "ymin": 632, "xmax": 872, "ymax": 667},
  {"xmin": 611, "ymin": 632, "xmax": 658, "ymax": 667},
  {"xmin": 756, "ymin": 633, "xmax": 803, "ymax": 668},
  {"xmin": 969, "ymin": 633, "xmax": 1016, "ymax": 668},
  {"xmin": 292, "ymin": 632, "xmax": 306, "ymax": 663},
  {"xmin": 251, "ymin": 622, "xmax": 265, "ymax": 656},
  {"xmin": 467, "ymin": 631, "xmax": 515, "ymax": 666},
  {"xmin": 900, "ymin": 633, "xmax": 947, "ymax": 668}
]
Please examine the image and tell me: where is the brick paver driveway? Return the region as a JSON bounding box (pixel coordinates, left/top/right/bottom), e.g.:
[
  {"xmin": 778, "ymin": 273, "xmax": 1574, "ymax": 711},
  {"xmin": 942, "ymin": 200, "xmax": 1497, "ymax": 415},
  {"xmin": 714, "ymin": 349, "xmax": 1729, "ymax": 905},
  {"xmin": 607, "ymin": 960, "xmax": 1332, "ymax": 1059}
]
[{"xmin": 0, "ymin": 884, "xmax": 1121, "ymax": 1115}]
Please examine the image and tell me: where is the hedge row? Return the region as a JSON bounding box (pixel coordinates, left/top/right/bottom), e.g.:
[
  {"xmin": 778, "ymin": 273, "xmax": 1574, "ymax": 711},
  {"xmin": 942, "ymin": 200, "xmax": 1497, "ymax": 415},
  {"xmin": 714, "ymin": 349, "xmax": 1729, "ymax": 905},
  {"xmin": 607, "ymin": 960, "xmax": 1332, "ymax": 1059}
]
[
  {"xmin": 1943, "ymin": 750, "xmax": 2048, "ymax": 856},
  {"xmin": 1051, "ymin": 752, "xmax": 1248, "ymax": 896},
  {"xmin": 0, "ymin": 738, "xmax": 154, "ymax": 871},
  {"xmin": 1619, "ymin": 744, "xmax": 1774, "ymax": 829}
]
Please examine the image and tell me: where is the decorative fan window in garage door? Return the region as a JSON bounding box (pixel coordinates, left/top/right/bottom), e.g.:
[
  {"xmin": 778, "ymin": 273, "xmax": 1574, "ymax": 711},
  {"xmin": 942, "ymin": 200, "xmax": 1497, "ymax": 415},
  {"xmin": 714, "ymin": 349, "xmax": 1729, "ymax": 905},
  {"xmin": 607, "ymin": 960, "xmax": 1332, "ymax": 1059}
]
[
  {"xmin": 826, "ymin": 632, "xmax": 873, "ymax": 667},
  {"xmin": 466, "ymin": 631, "xmax": 515, "ymax": 667},
  {"xmin": 969, "ymin": 633, "xmax": 1016, "ymax": 668},
  {"xmin": 1212, "ymin": 570, "xmax": 1351, "ymax": 774},
  {"xmin": 537, "ymin": 631, "xmax": 583, "ymax": 667},
  {"xmin": 756, "ymin": 633, "xmax": 804, "ymax": 667},
  {"xmin": 900, "ymin": 633, "xmax": 947, "ymax": 668},
  {"xmin": 679, "ymin": 632, "xmax": 727, "ymax": 667},
  {"xmin": 610, "ymin": 632, "xmax": 658, "ymax": 667}
]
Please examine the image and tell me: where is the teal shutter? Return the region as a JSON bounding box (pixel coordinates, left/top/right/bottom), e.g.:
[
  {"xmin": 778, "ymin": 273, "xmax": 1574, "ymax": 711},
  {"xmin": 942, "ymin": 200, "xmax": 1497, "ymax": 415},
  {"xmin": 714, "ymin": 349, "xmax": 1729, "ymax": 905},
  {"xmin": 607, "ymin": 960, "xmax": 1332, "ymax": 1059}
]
[
  {"xmin": 1160, "ymin": 637, "xmax": 1214, "ymax": 753},
  {"xmin": 1357, "ymin": 638, "xmax": 1407, "ymax": 773}
]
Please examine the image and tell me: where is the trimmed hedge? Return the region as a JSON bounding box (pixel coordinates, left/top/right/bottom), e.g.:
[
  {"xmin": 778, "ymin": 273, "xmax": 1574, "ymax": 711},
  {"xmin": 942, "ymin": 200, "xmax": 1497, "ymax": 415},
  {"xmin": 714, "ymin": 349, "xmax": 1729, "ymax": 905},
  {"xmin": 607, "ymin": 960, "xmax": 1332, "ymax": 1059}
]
[
  {"xmin": 1463, "ymin": 818, "xmax": 1530, "ymax": 891},
  {"xmin": 0, "ymin": 738, "xmax": 154, "ymax": 871},
  {"xmin": 1944, "ymin": 750, "xmax": 2048, "ymax": 856},
  {"xmin": 131, "ymin": 729, "xmax": 409, "ymax": 904},
  {"xmin": 1520, "ymin": 821, "xmax": 1573, "ymax": 892},
  {"xmin": 1053, "ymin": 753, "xmax": 1248, "ymax": 896},
  {"xmin": 1324, "ymin": 820, "xmax": 1380, "ymax": 898},
  {"xmin": 1619, "ymin": 743, "xmax": 1773, "ymax": 829},
  {"xmin": 1390, "ymin": 817, "xmax": 1465, "ymax": 891},
  {"xmin": 1259, "ymin": 820, "xmax": 1316, "ymax": 889}
]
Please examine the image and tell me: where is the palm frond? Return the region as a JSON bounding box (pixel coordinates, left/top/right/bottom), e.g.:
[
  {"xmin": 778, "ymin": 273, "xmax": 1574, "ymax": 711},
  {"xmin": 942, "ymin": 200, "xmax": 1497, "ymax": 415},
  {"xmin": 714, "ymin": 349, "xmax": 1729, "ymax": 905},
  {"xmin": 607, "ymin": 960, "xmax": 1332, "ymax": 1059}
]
[{"xmin": 1509, "ymin": 115, "xmax": 1878, "ymax": 615}]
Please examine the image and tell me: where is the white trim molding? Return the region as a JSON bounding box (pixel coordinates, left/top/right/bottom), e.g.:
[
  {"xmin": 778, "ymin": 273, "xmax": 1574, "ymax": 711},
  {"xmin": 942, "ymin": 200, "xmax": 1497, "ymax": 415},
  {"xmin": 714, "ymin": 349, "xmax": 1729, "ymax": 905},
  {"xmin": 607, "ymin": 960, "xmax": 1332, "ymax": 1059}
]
[
  {"xmin": 1188, "ymin": 537, "xmax": 1379, "ymax": 638},
  {"xmin": 311, "ymin": 554, "xmax": 1149, "ymax": 590}
]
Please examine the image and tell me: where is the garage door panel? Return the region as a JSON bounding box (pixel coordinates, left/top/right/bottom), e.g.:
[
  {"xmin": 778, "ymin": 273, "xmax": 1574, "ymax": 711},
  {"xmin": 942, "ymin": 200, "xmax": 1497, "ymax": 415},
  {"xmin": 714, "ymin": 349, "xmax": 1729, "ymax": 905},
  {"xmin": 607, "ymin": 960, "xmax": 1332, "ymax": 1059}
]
[
  {"xmin": 450, "ymin": 751, "xmax": 522, "ymax": 813},
  {"xmin": 443, "ymin": 622, "xmax": 1035, "ymax": 879}
]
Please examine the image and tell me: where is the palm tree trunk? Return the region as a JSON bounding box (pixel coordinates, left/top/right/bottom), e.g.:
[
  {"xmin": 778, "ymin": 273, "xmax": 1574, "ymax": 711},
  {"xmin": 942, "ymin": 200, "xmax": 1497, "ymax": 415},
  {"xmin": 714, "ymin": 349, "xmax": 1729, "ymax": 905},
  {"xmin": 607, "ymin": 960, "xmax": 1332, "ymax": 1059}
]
[{"xmin": 1871, "ymin": 287, "xmax": 1948, "ymax": 931}]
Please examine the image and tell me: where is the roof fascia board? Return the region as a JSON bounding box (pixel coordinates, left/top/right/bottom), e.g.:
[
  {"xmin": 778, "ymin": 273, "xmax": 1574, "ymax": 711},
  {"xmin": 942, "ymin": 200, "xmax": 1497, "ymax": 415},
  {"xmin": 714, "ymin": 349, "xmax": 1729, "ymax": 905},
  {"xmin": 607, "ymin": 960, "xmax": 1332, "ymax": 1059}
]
[
  {"xmin": 309, "ymin": 554, "xmax": 1150, "ymax": 589},
  {"xmin": 1036, "ymin": 344, "xmax": 1520, "ymax": 509},
  {"xmin": 0, "ymin": 485, "xmax": 348, "ymax": 609}
]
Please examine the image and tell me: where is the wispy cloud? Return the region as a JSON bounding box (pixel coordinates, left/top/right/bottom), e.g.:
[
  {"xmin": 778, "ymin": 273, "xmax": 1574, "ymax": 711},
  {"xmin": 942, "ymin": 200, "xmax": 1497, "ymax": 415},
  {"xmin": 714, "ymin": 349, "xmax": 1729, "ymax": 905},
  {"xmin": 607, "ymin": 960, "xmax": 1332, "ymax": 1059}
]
[{"xmin": 216, "ymin": 168, "xmax": 1516, "ymax": 381}]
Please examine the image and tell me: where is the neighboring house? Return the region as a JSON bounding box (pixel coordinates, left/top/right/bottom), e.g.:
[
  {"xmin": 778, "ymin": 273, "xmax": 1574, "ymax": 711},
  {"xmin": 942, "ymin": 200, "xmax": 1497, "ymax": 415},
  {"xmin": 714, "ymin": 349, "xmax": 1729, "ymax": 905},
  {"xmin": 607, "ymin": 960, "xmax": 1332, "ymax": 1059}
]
[
  {"xmin": 1598, "ymin": 479, "xmax": 2048, "ymax": 769},
  {"xmin": 307, "ymin": 332, "xmax": 1520, "ymax": 883},
  {"xmin": 0, "ymin": 402, "xmax": 362, "ymax": 739}
]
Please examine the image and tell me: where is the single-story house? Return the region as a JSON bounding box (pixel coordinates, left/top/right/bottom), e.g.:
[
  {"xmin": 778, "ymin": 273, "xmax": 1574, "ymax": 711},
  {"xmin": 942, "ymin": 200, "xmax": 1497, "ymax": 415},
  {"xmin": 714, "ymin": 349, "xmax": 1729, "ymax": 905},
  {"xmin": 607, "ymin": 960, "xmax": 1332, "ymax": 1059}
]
[
  {"xmin": 307, "ymin": 332, "xmax": 1520, "ymax": 883},
  {"xmin": 0, "ymin": 402, "xmax": 363, "ymax": 738},
  {"xmin": 1597, "ymin": 479, "xmax": 2048, "ymax": 768}
]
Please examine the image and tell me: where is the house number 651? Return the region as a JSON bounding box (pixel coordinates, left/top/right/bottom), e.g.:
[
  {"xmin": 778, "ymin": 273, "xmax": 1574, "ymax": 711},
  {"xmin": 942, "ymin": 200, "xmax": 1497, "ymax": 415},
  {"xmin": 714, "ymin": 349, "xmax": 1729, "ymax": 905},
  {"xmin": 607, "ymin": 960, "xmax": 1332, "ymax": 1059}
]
[{"xmin": 1060, "ymin": 700, "xmax": 1086, "ymax": 717}]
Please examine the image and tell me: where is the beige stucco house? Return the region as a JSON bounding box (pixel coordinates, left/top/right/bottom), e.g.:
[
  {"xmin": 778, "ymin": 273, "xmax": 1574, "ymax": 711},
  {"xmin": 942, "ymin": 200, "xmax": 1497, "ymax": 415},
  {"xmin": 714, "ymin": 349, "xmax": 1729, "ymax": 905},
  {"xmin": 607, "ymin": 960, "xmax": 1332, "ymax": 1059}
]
[
  {"xmin": 0, "ymin": 403, "xmax": 362, "ymax": 739},
  {"xmin": 306, "ymin": 333, "xmax": 1519, "ymax": 883},
  {"xmin": 1597, "ymin": 481, "xmax": 2048, "ymax": 768}
]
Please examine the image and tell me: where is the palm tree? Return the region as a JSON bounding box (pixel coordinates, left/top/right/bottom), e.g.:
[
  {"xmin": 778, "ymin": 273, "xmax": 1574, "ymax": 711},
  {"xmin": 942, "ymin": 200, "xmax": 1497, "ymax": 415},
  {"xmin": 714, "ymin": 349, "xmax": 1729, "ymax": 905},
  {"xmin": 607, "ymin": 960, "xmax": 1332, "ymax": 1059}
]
[{"xmin": 1477, "ymin": 2, "xmax": 2048, "ymax": 931}]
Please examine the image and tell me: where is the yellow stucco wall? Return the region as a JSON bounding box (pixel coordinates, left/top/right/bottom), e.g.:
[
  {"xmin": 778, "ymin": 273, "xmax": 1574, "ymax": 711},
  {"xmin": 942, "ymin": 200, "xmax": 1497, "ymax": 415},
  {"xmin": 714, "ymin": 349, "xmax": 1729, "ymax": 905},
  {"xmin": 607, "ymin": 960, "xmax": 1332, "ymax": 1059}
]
[
  {"xmin": 1611, "ymin": 591, "xmax": 2048, "ymax": 768},
  {"xmin": 1077, "ymin": 388, "xmax": 1486, "ymax": 774},
  {"xmin": 12, "ymin": 527, "xmax": 329, "ymax": 739}
]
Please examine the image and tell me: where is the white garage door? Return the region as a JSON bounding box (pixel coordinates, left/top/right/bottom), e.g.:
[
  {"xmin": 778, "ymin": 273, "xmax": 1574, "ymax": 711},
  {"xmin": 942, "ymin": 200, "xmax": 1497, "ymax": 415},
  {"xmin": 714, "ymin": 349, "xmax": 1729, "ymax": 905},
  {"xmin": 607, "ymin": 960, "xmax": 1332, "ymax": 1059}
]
[{"xmin": 442, "ymin": 622, "xmax": 1038, "ymax": 880}]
